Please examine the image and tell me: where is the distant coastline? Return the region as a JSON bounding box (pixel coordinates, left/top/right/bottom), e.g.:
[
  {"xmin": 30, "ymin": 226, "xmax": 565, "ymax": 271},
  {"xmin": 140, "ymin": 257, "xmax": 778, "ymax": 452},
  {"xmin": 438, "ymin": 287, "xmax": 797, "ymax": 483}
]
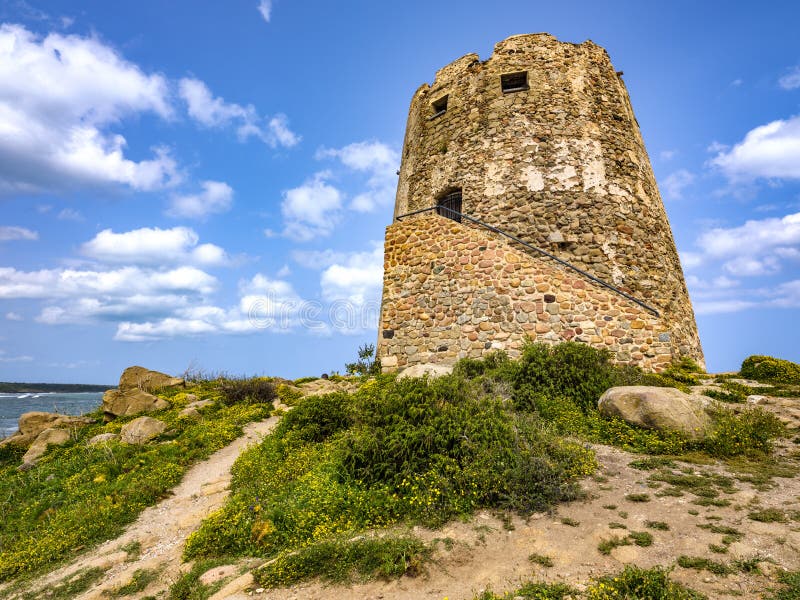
[{"xmin": 0, "ymin": 382, "xmax": 113, "ymax": 394}]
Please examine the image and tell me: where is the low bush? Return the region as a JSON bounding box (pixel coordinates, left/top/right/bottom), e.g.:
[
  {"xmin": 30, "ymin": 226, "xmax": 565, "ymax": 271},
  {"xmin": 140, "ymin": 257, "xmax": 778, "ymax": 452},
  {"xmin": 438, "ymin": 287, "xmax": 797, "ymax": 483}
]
[
  {"xmin": 513, "ymin": 342, "xmax": 616, "ymax": 413},
  {"xmin": 218, "ymin": 377, "xmax": 277, "ymax": 406},
  {"xmin": 741, "ymin": 355, "xmax": 800, "ymax": 385}
]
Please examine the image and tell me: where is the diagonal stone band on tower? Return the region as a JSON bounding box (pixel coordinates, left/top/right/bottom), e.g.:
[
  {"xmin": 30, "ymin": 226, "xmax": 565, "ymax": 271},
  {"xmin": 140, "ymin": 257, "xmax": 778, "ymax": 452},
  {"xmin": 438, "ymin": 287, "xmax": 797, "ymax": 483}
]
[{"xmin": 378, "ymin": 33, "xmax": 703, "ymax": 372}]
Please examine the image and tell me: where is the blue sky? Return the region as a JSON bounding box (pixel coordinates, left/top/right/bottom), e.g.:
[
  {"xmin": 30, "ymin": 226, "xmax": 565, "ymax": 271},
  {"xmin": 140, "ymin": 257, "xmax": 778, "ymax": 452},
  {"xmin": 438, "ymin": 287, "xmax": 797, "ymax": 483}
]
[{"xmin": 0, "ymin": 0, "xmax": 799, "ymax": 383}]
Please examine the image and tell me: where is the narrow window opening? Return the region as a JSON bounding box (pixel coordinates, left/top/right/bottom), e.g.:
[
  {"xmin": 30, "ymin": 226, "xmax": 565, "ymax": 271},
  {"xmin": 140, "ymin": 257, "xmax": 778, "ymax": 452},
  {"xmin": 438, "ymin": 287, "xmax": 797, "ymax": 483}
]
[
  {"xmin": 501, "ymin": 71, "xmax": 528, "ymax": 93},
  {"xmin": 436, "ymin": 189, "xmax": 462, "ymax": 223},
  {"xmin": 431, "ymin": 95, "xmax": 448, "ymax": 118}
]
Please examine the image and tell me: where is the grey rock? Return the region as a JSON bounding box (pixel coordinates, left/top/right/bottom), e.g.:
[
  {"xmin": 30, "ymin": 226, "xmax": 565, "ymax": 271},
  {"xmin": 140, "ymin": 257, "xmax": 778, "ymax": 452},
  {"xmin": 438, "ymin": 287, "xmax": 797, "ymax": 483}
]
[{"xmin": 598, "ymin": 386, "xmax": 714, "ymax": 440}]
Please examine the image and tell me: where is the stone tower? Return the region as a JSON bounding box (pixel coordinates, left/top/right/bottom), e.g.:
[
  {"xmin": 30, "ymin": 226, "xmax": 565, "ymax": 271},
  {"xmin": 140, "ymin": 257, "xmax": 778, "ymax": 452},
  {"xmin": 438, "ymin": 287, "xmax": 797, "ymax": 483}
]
[{"xmin": 378, "ymin": 33, "xmax": 703, "ymax": 372}]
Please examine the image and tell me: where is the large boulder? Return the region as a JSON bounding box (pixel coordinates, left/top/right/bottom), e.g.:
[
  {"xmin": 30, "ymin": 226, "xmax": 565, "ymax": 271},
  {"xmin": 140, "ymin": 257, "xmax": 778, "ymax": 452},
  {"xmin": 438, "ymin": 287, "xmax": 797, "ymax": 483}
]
[
  {"xmin": 120, "ymin": 416, "xmax": 167, "ymax": 445},
  {"xmin": 102, "ymin": 388, "xmax": 170, "ymax": 419},
  {"xmin": 118, "ymin": 366, "xmax": 184, "ymax": 393},
  {"xmin": 102, "ymin": 366, "xmax": 182, "ymax": 419},
  {"xmin": 0, "ymin": 411, "xmax": 95, "ymax": 448},
  {"xmin": 397, "ymin": 363, "xmax": 454, "ymax": 380},
  {"xmin": 21, "ymin": 428, "xmax": 71, "ymax": 466},
  {"xmin": 598, "ymin": 386, "xmax": 714, "ymax": 440}
]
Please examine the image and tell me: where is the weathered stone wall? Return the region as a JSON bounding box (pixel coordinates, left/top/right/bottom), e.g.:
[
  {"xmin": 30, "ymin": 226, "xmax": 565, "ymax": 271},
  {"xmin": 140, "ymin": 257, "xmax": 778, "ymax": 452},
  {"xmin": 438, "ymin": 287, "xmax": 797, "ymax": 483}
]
[
  {"xmin": 392, "ymin": 33, "xmax": 703, "ymax": 366},
  {"xmin": 378, "ymin": 214, "xmax": 674, "ymax": 372}
]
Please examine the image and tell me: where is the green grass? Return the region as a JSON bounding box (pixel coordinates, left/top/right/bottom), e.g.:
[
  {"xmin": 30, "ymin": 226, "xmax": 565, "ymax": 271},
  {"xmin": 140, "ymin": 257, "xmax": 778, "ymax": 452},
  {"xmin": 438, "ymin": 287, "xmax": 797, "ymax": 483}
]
[
  {"xmin": 625, "ymin": 493, "xmax": 651, "ymax": 502},
  {"xmin": 252, "ymin": 535, "xmax": 431, "ymax": 587},
  {"xmin": 645, "ymin": 521, "xmax": 670, "ymax": 531},
  {"xmin": 598, "ymin": 535, "xmax": 631, "ymax": 555},
  {"xmin": 0, "ymin": 379, "xmax": 274, "ymax": 582},
  {"xmin": 528, "ymin": 552, "xmax": 554, "ymax": 567},
  {"xmin": 766, "ymin": 570, "xmax": 800, "ymax": 600},
  {"xmin": 628, "ymin": 530, "xmax": 654, "ymax": 547},
  {"xmin": 748, "ymin": 508, "xmax": 788, "ymax": 523},
  {"xmin": 677, "ymin": 555, "xmax": 733, "ymax": 575}
]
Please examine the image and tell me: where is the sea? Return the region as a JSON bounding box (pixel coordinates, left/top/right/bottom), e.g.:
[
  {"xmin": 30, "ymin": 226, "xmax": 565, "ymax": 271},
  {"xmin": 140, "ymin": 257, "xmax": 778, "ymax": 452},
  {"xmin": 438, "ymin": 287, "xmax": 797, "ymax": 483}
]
[{"xmin": 0, "ymin": 392, "xmax": 104, "ymax": 439}]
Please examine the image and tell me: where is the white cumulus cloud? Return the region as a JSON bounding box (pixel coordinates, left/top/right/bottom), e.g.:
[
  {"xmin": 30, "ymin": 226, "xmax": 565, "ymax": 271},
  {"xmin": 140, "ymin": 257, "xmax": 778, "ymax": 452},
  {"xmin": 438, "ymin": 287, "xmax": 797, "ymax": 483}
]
[
  {"xmin": 80, "ymin": 226, "xmax": 229, "ymax": 266},
  {"xmin": 0, "ymin": 24, "xmax": 180, "ymax": 194},
  {"xmin": 710, "ymin": 115, "xmax": 800, "ymax": 181},
  {"xmin": 319, "ymin": 242, "xmax": 384, "ymax": 306},
  {"xmin": 167, "ymin": 180, "xmax": 234, "ymax": 219},
  {"xmin": 281, "ymin": 171, "xmax": 342, "ymax": 241},
  {"xmin": 178, "ymin": 78, "xmax": 299, "ymax": 148},
  {"xmin": 317, "ymin": 141, "xmax": 399, "ymax": 212}
]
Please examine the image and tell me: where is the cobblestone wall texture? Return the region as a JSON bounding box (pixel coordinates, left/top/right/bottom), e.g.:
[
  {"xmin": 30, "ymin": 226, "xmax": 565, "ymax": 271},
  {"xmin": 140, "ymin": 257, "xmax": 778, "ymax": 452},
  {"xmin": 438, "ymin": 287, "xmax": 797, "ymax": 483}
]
[
  {"xmin": 378, "ymin": 214, "xmax": 674, "ymax": 371},
  {"xmin": 387, "ymin": 33, "xmax": 703, "ymax": 369}
]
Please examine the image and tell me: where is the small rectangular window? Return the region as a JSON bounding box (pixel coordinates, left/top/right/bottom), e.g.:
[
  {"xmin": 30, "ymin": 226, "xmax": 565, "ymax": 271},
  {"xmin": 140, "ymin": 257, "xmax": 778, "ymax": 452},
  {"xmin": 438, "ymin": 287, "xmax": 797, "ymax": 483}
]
[
  {"xmin": 501, "ymin": 71, "xmax": 528, "ymax": 93},
  {"xmin": 431, "ymin": 95, "xmax": 448, "ymax": 118}
]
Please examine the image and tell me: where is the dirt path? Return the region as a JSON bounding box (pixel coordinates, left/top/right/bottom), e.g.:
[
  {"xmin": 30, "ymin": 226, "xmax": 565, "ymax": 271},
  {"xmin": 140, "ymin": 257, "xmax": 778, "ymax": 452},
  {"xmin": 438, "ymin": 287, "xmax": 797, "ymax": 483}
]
[{"xmin": 4, "ymin": 416, "xmax": 280, "ymax": 599}]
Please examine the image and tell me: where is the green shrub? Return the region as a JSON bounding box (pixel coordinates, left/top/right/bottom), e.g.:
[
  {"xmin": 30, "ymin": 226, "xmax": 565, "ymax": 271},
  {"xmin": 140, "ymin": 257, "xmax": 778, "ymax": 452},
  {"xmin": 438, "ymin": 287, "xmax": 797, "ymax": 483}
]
[
  {"xmin": 514, "ymin": 342, "xmax": 616, "ymax": 413},
  {"xmin": 704, "ymin": 407, "xmax": 784, "ymax": 457},
  {"xmin": 345, "ymin": 343, "xmax": 382, "ymax": 377},
  {"xmin": 218, "ymin": 377, "xmax": 276, "ymax": 406},
  {"xmin": 278, "ymin": 392, "xmax": 353, "ymax": 443},
  {"xmin": 587, "ymin": 565, "xmax": 706, "ymax": 599},
  {"xmin": 741, "ymin": 355, "xmax": 800, "ymax": 385}
]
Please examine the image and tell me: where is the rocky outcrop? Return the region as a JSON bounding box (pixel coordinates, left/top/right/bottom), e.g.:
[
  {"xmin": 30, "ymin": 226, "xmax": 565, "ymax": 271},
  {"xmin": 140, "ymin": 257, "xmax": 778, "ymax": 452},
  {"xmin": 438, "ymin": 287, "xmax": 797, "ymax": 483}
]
[
  {"xmin": 297, "ymin": 378, "xmax": 359, "ymax": 397},
  {"xmin": 598, "ymin": 386, "xmax": 714, "ymax": 440},
  {"xmin": 120, "ymin": 416, "xmax": 167, "ymax": 445},
  {"xmin": 0, "ymin": 411, "xmax": 95, "ymax": 448},
  {"xmin": 20, "ymin": 428, "xmax": 71, "ymax": 467},
  {"xmin": 397, "ymin": 363, "xmax": 454, "ymax": 380},
  {"xmin": 119, "ymin": 366, "xmax": 184, "ymax": 393},
  {"xmin": 102, "ymin": 366, "xmax": 183, "ymax": 419}
]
